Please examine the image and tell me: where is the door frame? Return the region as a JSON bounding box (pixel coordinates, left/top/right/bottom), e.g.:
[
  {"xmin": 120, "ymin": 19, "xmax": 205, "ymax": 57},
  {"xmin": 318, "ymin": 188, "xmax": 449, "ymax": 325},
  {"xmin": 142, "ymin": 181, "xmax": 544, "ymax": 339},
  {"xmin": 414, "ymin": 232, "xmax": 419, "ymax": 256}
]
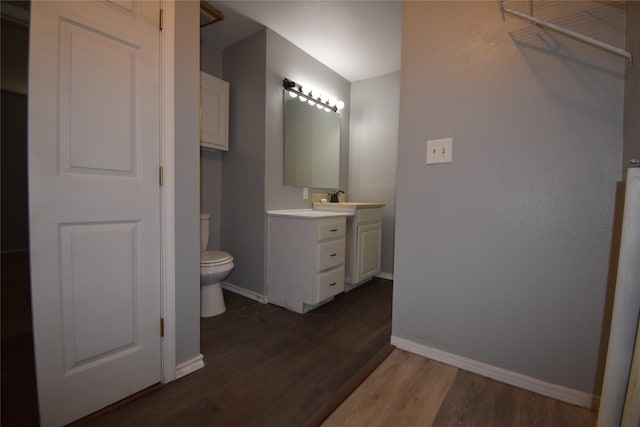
[{"xmin": 160, "ymin": 0, "xmax": 176, "ymax": 383}]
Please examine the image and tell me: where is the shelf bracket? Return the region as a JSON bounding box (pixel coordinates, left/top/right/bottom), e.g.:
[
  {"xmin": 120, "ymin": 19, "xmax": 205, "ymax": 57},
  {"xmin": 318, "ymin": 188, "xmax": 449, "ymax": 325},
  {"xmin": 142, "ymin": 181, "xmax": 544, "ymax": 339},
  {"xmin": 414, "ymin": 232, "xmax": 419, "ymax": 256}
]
[{"xmin": 500, "ymin": 1, "xmax": 632, "ymax": 67}]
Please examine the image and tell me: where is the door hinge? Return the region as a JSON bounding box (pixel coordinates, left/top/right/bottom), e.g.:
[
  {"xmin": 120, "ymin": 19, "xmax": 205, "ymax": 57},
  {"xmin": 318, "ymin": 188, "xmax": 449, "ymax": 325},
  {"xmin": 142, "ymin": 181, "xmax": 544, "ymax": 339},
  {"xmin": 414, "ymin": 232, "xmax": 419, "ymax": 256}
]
[
  {"xmin": 159, "ymin": 8, "xmax": 164, "ymax": 31},
  {"xmin": 160, "ymin": 318, "xmax": 165, "ymax": 337},
  {"xmin": 159, "ymin": 166, "xmax": 164, "ymax": 187}
]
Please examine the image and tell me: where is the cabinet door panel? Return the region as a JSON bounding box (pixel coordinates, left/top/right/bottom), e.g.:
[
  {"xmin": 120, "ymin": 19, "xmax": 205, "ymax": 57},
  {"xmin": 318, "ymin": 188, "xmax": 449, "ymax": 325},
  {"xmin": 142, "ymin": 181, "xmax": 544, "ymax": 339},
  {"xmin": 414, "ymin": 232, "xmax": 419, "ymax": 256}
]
[
  {"xmin": 200, "ymin": 71, "xmax": 229, "ymax": 151},
  {"xmin": 357, "ymin": 223, "xmax": 382, "ymax": 280}
]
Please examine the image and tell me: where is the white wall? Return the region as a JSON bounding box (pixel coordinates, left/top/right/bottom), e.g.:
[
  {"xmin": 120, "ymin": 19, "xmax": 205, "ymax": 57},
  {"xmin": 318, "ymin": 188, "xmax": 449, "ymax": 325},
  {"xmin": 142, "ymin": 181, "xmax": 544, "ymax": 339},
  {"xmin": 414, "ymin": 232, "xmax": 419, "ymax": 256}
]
[
  {"xmin": 350, "ymin": 72, "xmax": 400, "ymax": 276},
  {"xmin": 394, "ymin": 1, "xmax": 624, "ymax": 395}
]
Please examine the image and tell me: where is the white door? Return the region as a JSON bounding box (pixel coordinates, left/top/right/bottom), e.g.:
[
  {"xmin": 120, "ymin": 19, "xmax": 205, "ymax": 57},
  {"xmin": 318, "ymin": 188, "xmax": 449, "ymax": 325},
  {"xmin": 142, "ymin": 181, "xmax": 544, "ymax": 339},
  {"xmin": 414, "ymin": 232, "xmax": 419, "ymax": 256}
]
[{"xmin": 28, "ymin": 2, "xmax": 162, "ymax": 425}]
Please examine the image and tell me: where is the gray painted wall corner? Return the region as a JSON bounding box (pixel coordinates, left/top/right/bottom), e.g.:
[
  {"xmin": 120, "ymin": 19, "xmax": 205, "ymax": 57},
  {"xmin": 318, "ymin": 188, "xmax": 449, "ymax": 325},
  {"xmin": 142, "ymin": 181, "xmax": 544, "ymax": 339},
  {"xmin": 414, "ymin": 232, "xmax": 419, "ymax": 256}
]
[
  {"xmin": 350, "ymin": 71, "xmax": 400, "ymax": 276},
  {"xmin": 394, "ymin": 1, "xmax": 624, "ymax": 394},
  {"xmin": 174, "ymin": 0, "xmax": 201, "ymax": 365},
  {"xmin": 221, "ymin": 30, "xmax": 268, "ymax": 296}
]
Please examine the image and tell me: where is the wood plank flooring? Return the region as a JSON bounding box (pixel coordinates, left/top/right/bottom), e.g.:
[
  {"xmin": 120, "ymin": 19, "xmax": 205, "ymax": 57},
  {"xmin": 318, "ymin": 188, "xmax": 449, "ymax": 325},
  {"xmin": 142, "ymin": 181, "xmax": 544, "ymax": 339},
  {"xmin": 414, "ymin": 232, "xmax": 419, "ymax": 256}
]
[
  {"xmin": 323, "ymin": 349, "xmax": 458, "ymax": 426},
  {"xmin": 324, "ymin": 349, "xmax": 597, "ymax": 427},
  {"xmin": 1, "ymin": 252, "xmax": 599, "ymax": 427},
  {"xmin": 74, "ymin": 279, "xmax": 393, "ymax": 426}
]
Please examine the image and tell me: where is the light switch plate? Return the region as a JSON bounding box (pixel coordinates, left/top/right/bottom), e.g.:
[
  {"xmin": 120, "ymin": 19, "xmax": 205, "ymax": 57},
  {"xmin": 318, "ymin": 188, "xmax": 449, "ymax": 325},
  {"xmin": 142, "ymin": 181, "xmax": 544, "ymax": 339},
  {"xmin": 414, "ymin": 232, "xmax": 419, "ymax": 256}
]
[
  {"xmin": 426, "ymin": 138, "xmax": 453, "ymax": 164},
  {"xmin": 302, "ymin": 187, "xmax": 309, "ymax": 200}
]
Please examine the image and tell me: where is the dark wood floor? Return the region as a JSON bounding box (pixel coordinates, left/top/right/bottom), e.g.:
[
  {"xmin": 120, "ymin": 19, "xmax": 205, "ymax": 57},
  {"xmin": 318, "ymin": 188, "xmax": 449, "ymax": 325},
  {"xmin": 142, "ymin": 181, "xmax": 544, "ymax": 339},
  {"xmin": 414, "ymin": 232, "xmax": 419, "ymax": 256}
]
[
  {"xmin": 1, "ymin": 252, "xmax": 598, "ymax": 426},
  {"xmin": 0, "ymin": 270, "xmax": 392, "ymax": 427},
  {"xmin": 1, "ymin": 251, "xmax": 40, "ymax": 427},
  {"xmin": 78, "ymin": 280, "xmax": 393, "ymax": 426}
]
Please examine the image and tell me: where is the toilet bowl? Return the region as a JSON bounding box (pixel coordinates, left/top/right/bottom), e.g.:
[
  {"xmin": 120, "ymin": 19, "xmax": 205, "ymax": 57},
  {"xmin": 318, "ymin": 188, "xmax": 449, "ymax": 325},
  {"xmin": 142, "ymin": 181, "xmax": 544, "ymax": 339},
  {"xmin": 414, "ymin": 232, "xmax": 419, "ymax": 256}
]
[{"xmin": 200, "ymin": 214, "xmax": 234, "ymax": 317}]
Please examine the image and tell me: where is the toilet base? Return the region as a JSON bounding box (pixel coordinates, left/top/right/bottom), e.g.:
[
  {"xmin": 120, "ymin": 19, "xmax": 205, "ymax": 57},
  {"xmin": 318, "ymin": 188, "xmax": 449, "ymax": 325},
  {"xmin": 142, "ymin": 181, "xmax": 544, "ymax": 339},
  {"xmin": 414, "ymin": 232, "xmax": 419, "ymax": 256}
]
[{"xmin": 201, "ymin": 282, "xmax": 226, "ymax": 317}]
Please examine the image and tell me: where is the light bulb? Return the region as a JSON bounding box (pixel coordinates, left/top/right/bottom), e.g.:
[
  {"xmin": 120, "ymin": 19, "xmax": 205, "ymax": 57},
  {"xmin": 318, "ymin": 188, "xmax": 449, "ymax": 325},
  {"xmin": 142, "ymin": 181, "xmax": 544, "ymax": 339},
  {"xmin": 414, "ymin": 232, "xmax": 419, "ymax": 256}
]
[
  {"xmin": 288, "ymin": 91, "xmax": 298, "ymax": 98},
  {"xmin": 301, "ymin": 85, "xmax": 311, "ymax": 95},
  {"xmin": 328, "ymin": 97, "xmax": 336, "ymax": 107},
  {"xmin": 316, "ymin": 103, "xmax": 324, "ymax": 109},
  {"xmin": 321, "ymin": 94, "xmax": 329, "ymax": 103},
  {"xmin": 336, "ymin": 100, "xmax": 345, "ymax": 110},
  {"xmin": 299, "ymin": 95, "xmax": 307, "ymax": 102},
  {"xmin": 308, "ymin": 99, "xmax": 316, "ymax": 106},
  {"xmin": 324, "ymin": 107, "xmax": 331, "ymax": 112}
]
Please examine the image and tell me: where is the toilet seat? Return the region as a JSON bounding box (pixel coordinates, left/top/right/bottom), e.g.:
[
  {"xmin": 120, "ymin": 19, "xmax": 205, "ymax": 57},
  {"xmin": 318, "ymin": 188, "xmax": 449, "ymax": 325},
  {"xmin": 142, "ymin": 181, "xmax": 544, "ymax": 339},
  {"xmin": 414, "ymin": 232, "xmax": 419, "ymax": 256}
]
[{"xmin": 201, "ymin": 250, "xmax": 233, "ymax": 267}]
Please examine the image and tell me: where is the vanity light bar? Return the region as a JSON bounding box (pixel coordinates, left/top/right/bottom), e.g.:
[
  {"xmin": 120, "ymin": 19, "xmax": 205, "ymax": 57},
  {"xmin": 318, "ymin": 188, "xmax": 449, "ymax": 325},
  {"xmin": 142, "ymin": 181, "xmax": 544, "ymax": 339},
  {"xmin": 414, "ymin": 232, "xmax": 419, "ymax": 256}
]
[{"xmin": 283, "ymin": 78, "xmax": 344, "ymax": 113}]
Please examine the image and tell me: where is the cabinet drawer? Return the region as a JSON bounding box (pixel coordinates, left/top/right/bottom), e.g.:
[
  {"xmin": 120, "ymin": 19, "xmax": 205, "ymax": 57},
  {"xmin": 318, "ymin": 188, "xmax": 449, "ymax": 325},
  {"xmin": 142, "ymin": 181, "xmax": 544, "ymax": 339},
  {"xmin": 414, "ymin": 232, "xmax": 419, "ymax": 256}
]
[
  {"xmin": 315, "ymin": 267, "xmax": 345, "ymax": 302},
  {"xmin": 318, "ymin": 240, "xmax": 345, "ymax": 271},
  {"xmin": 317, "ymin": 220, "xmax": 346, "ymax": 241},
  {"xmin": 357, "ymin": 208, "xmax": 382, "ymax": 223}
]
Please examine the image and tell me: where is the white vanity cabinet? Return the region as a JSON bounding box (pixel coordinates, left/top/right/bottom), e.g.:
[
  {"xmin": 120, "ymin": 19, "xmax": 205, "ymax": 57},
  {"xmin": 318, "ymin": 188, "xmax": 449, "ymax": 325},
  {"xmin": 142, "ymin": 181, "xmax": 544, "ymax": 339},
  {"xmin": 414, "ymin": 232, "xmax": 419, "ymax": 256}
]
[
  {"xmin": 266, "ymin": 211, "xmax": 348, "ymax": 313},
  {"xmin": 313, "ymin": 203, "xmax": 384, "ymax": 290},
  {"xmin": 200, "ymin": 71, "xmax": 229, "ymax": 151}
]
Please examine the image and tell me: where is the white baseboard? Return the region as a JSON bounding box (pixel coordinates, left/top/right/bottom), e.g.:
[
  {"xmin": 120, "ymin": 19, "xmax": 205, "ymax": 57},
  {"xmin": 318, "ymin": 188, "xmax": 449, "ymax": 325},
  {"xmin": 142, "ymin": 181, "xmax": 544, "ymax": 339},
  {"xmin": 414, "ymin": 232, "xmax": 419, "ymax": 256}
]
[
  {"xmin": 375, "ymin": 272, "xmax": 394, "ymax": 281},
  {"xmin": 222, "ymin": 281, "xmax": 268, "ymax": 304},
  {"xmin": 175, "ymin": 353, "xmax": 205, "ymax": 379},
  {"xmin": 390, "ymin": 336, "xmax": 596, "ymax": 409}
]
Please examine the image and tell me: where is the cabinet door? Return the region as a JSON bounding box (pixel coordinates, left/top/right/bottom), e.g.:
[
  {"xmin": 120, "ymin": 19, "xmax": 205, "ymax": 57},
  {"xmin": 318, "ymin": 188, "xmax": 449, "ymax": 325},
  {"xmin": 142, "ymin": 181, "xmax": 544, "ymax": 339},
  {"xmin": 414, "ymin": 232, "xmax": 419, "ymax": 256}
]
[
  {"xmin": 200, "ymin": 71, "xmax": 229, "ymax": 151},
  {"xmin": 357, "ymin": 223, "xmax": 382, "ymax": 281}
]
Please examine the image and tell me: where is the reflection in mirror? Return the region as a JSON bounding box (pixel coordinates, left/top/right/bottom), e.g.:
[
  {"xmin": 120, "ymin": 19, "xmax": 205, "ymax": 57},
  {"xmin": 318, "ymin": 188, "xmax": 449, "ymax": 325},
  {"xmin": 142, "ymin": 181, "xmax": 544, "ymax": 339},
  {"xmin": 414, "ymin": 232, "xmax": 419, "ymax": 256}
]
[{"xmin": 284, "ymin": 94, "xmax": 340, "ymax": 189}]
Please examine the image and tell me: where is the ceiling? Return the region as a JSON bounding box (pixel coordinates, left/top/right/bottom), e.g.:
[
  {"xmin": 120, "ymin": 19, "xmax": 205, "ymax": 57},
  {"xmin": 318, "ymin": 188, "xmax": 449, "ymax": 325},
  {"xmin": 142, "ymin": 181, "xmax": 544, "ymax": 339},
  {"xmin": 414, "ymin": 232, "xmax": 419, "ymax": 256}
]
[{"xmin": 200, "ymin": 1, "xmax": 402, "ymax": 82}]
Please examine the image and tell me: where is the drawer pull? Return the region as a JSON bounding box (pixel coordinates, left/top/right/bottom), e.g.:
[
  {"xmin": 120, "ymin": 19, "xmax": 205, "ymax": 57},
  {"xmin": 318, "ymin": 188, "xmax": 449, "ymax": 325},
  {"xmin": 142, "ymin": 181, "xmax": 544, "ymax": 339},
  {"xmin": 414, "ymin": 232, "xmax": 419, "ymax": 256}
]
[
  {"xmin": 330, "ymin": 253, "xmax": 337, "ymax": 257},
  {"xmin": 329, "ymin": 282, "xmax": 337, "ymax": 286},
  {"xmin": 330, "ymin": 229, "xmax": 338, "ymax": 232}
]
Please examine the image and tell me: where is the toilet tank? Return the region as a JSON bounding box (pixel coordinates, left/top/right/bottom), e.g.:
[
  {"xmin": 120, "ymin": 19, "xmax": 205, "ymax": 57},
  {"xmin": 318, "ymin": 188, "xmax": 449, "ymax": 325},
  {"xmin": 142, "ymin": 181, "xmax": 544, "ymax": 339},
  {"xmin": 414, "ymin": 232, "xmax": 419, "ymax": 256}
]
[{"xmin": 200, "ymin": 213, "xmax": 210, "ymax": 252}]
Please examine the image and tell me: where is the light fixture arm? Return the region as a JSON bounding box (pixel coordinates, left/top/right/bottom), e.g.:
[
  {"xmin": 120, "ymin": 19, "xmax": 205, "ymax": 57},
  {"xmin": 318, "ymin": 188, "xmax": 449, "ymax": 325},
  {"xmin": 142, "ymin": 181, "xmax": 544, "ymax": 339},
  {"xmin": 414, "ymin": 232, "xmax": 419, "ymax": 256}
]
[{"xmin": 283, "ymin": 78, "xmax": 340, "ymax": 113}]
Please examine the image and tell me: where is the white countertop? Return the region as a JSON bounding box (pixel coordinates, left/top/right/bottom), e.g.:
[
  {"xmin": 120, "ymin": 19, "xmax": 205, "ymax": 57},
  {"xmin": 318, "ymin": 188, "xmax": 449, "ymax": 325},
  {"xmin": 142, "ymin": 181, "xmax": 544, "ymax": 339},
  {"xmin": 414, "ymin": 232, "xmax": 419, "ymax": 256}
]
[
  {"xmin": 313, "ymin": 202, "xmax": 385, "ymax": 209},
  {"xmin": 266, "ymin": 209, "xmax": 354, "ymax": 219}
]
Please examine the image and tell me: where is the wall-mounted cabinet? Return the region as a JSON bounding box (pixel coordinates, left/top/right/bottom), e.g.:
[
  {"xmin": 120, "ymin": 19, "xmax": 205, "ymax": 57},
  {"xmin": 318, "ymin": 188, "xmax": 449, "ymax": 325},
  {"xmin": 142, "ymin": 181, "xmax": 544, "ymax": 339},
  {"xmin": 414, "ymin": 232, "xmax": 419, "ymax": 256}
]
[{"xmin": 200, "ymin": 71, "xmax": 229, "ymax": 151}]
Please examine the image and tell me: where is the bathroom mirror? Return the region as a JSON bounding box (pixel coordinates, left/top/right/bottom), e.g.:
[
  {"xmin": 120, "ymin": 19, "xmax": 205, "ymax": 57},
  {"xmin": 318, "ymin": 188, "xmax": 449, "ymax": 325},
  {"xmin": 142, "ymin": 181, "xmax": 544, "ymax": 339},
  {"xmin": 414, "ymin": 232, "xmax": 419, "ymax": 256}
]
[{"xmin": 284, "ymin": 93, "xmax": 340, "ymax": 189}]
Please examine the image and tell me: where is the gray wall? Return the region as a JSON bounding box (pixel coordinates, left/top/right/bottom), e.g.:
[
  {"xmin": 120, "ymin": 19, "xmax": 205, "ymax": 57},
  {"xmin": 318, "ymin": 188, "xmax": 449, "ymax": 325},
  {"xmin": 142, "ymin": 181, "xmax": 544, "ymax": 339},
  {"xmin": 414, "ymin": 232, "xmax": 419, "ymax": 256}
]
[
  {"xmin": 174, "ymin": 1, "xmax": 201, "ymax": 365},
  {"xmin": 219, "ymin": 29, "xmax": 350, "ymax": 297},
  {"xmin": 200, "ymin": 42, "xmax": 224, "ymax": 251},
  {"xmin": 394, "ymin": 1, "xmax": 624, "ymax": 394},
  {"xmin": 264, "ymin": 29, "xmax": 351, "ymax": 211},
  {"xmin": 221, "ymin": 30, "xmax": 267, "ymax": 295},
  {"xmin": 624, "ymin": 2, "xmax": 640, "ymax": 173},
  {"xmin": 350, "ymin": 72, "xmax": 400, "ymax": 276}
]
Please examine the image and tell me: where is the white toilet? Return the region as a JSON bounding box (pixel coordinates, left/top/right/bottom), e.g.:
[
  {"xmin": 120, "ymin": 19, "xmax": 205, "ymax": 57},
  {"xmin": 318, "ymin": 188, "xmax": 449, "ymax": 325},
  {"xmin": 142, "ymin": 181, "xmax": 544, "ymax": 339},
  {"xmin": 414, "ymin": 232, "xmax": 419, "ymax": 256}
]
[{"xmin": 200, "ymin": 213, "xmax": 234, "ymax": 317}]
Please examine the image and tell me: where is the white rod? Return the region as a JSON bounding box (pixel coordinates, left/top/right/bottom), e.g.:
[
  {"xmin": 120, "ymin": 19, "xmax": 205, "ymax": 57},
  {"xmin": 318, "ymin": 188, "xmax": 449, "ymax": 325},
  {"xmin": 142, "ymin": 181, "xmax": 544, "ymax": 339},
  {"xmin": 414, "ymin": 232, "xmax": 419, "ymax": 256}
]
[{"xmin": 503, "ymin": 6, "xmax": 632, "ymax": 65}]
